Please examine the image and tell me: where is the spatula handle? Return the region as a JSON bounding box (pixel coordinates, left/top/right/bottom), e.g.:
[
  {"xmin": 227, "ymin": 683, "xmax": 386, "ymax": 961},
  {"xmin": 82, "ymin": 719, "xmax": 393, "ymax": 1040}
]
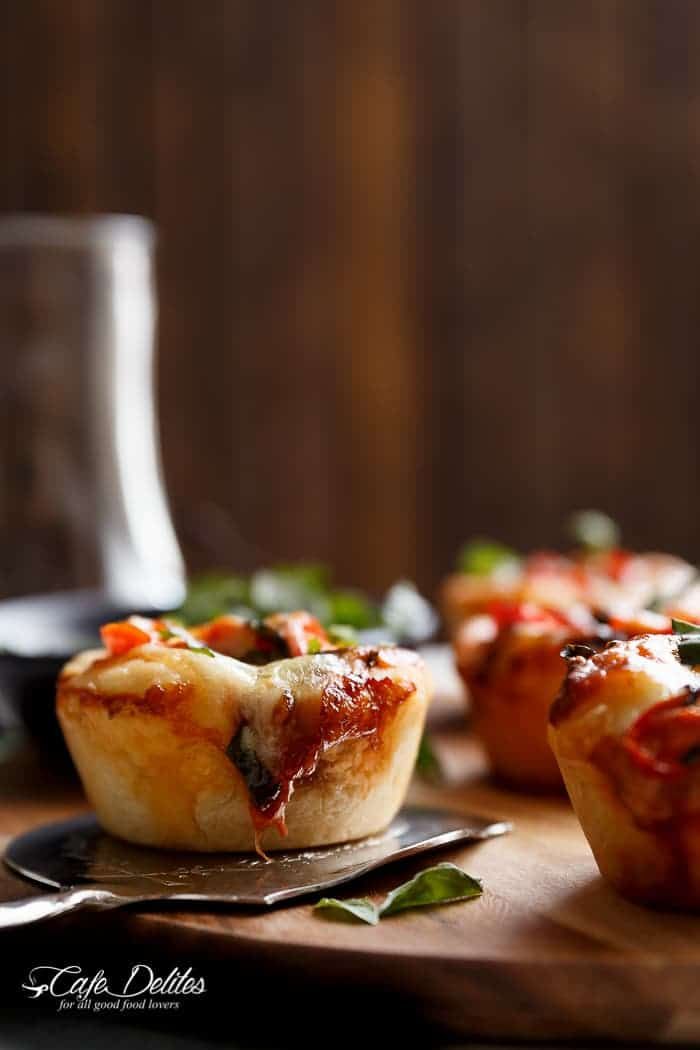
[{"xmin": 0, "ymin": 887, "xmax": 125, "ymax": 929}]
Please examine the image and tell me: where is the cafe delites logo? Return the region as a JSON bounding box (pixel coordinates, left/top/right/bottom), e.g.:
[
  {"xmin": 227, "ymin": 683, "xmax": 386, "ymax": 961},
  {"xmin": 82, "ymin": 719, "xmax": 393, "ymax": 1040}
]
[{"xmin": 22, "ymin": 963, "xmax": 206, "ymax": 1013}]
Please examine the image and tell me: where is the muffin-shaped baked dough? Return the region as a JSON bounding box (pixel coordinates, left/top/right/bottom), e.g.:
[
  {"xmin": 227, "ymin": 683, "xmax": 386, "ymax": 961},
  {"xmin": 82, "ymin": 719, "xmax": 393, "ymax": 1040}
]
[
  {"xmin": 549, "ymin": 632, "xmax": 700, "ymax": 908},
  {"xmin": 441, "ymin": 548, "xmax": 695, "ymax": 637},
  {"xmin": 455, "ymin": 604, "xmax": 673, "ymax": 791},
  {"xmin": 57, "ymin": 616, "xmax": 430, "ymax": 853}
]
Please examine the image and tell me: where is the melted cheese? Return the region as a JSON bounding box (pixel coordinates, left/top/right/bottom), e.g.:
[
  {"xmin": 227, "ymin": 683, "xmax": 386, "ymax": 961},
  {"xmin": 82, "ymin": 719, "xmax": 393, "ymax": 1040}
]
[
  {"xmin": 61, "ymin": 644, "xmax": 424, "ymax": 781},
  {"xmin": 552, "ymin": 634, "xmax": 700, "ymax": 758}
]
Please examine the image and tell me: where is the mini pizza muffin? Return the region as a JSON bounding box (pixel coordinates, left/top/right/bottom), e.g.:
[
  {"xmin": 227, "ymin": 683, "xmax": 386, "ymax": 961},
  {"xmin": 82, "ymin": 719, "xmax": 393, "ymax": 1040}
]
[
  {"xmin": 57, "ymin": 612, "xmax": 430, "ymax": 853},
  {"xmin": 549, "ymin": 629, "xmax": 700, "ymax": 908},
  {"xmin": 441, "ymin": 549, "xmax": 581, "ymax": 635},
  {"xmin": 454, "ymin": 602, "xmax": 672, "ymax": 791},
  {"xmin": 442, "ymin": 540, "xmax": 695, "ymax": 637},
  {"xmin": 442, "ymin": 518, "xmax": 696, "ymax": 792}
]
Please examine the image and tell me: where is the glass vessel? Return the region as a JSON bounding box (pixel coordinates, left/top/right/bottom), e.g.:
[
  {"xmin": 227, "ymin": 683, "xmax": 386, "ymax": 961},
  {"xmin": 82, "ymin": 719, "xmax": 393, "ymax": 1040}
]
[{"xmin": 0, "ymin": 214, "xmax": 184, "ymax": 608}]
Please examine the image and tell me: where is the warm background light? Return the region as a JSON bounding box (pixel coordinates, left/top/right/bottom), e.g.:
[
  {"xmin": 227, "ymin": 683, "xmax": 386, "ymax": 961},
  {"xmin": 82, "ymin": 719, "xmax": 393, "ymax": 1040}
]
[{"xmin": 2, "ymin": 1, "xmax": 698, "ymax": 594}]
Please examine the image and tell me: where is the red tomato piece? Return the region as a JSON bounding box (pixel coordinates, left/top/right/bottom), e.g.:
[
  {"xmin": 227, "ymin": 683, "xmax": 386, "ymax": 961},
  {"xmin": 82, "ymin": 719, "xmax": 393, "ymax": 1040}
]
[{"xmin": 100, "ymin": 621, "xmax": 152, "ymax": 656}]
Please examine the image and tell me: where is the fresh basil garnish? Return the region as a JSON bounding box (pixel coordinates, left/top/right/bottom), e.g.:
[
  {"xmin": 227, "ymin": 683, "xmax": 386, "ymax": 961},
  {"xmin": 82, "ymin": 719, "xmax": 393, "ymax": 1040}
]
[
  {"xmin": 457, "ymin": 539, "xmax": 520, "ymax": 576},
  {"xmin": 327, "ymin": 589, "xmax": 381, "ymax": 630},
  {"xmin": 306, "ymin": 637, "xmax": 322, "ymax": 654},
  {"xmin": 327, "ymin": 623, "xmax": 358, "ymax": 646},
  {"xmin": 158, "ymin": 623, "xmax": 215, "ymax": 658},
  {"xmin": 250, "ymin": 564, "xmax": 332, "ymax": 622},
  {"xmin": 415, "ymin": 732, "xmax": 444, "ymax": 783},
  {"xmin": 379, "ymin": 863, "xmax": 482, "ymax": 917},
  {"xmin": 226, "ymin": 725, "xmax": 280, "ymax": 811},
  {"xmin": 193, "ymin": 643, "xmax": 215, "ymax": 657},
  {"xmin": 673, "ymin": 619, "xmax": 700, "ymax": 665},
  {"xmin": 678, "ymin": 639, "xmax": 700, "ymax": 666},
  {"xmin": 175, "ymin": 565, "xmax": 436, "ymax": 645},
  {"xmin": 177, "ymin": 573, "xmax": 251, "ymax": 625},
  {"xmin": 672, "ymin": 618, "xmax": 700, "ymax": 635},
  {"xmin": 568, "ymin": 510, "xmax": 620, "ymax": 551},
  {"xmin": 314, "ymin": 897, "xmax": 379, "ymax": 925},
  {"xmin": 314, "ymin": 863, "xmax": 482, "ymax": 925}
]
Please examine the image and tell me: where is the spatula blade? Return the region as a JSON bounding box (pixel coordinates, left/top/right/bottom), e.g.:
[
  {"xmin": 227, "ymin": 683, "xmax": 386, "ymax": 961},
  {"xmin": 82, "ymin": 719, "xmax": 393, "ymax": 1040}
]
[{"xmin": 4, "ymin": 808, "xmax": 511, "ymax": 907}]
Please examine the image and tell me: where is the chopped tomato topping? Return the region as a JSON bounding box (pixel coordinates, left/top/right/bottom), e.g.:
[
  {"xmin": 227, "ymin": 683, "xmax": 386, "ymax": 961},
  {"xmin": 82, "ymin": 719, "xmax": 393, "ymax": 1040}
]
[
  {"xmin": 485, "ymin": 600, "xmax": 571, "ymax": 631},
  {"xmin": 193, "ymin": 615, "xmax": 267, "ymax": 658},
  {"xmin": 264, "ymin": 611, "xmax": 331, "ymax": 656},
  {"xmin": 100, "ymin": 610, "xmax": 335, "ymax": 662},
  {"xmin": 525, "ymin": 551, "xmax": 574, "ymax": 578},
  {"xmin": 605, "ymin": 548, "xmax": 634, "ymax": 582},
  {"xmin": 100, "ymin": 620, "xmax": 153, "ymax": 656},
  {"xmin": 196, "ymin": 611, "xmax": 333, "ymax": 659},
  {"xmin": 608, "ymin": 609, "xmax": 672, "ymax": 637},
  {"xmin": 622, "ymin": 692, "xmax": 700, "ymax": 777}
]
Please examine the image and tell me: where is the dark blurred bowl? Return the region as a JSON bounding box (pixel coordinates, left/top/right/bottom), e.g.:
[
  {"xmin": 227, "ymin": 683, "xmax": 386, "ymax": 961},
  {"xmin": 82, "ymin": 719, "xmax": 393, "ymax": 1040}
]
[{"xmin": 0, "ymin": 590, "xmax": 153, "ymax": 765}]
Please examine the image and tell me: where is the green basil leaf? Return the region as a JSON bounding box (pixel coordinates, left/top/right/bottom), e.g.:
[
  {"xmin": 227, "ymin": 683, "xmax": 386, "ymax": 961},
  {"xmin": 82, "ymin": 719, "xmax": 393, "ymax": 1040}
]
[
  {"xmin": 249, "ymin": 565, "xmax": 331, "ymax": 621},
  {"xmin": 194, "ymin": 644, "xmax": 216, "ymax": 658},
  {"xmin": 159, "ymin": 622, "xmax": 215, "ymax": 657},
  {"xmin": 225, "ymin": 724, "xmax": 280, "ymax": 812},
  {"xmin": 415, "ymin": 733, "xmax": 444, "ymax": 783},
  {"xmin": 568, "ymin": 510, "xmax": 620, "ymax": 552},
  {"xmin": 327, "ymin": 623, "xmax": 358, "ymax": 646},
  {"xmin": 314, "ymin": 897, "xmax": 379, "ymax": 925},
  {"xmin": 306, "ymin": 636, "xmax": 322, "ymax": 654},
  {"xmin": 327, "ymin": 589, "xmax": 381, "ymax": 629},
  {"xmin": 314, "ymin": 864, "xmax": 482, "ymax": 927},
  {"xmin": 672, "ymin": 618, "xmax": 700, "ymax": 635},
  {"xmin": 457, "ymin": 539, "xmax": 520, "ymax": 575},
  {"xmin": 176, "ymin": 573, "xmax": 250, "ymax": 625},
  {"xmin": 379, "ymin": 863, "xmax": 482, "ymax": 917},
  {"xmin": 678, "ymin": 638, "xmax": 700, "ymax": 666}
]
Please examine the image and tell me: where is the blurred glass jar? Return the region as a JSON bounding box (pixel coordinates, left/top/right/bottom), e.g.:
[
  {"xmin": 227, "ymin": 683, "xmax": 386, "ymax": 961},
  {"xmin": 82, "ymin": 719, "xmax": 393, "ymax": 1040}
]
[{"xmin": 0, "ymin": 214, "xmax": 184, "ymax": 609}]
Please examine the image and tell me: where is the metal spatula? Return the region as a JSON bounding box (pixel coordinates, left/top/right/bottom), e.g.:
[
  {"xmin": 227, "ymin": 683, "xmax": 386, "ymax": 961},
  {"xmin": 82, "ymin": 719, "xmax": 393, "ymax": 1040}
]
[{"xmin": 1, "ymin": 807, "xmax": 510, "ymax": 929}]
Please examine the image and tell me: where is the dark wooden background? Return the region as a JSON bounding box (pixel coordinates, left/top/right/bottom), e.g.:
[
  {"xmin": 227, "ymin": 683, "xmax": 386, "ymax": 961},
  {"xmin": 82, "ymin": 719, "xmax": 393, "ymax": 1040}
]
[{"xmin": 2, "ymin": 0, "xmax": 700, "ymax": 597}]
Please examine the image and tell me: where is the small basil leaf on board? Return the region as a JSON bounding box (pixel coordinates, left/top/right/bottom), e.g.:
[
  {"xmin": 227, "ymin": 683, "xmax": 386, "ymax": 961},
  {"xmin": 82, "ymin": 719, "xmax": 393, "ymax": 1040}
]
[
  {"xmin": 672, "ymin": 618, "xmax": 700, "ymax": 635},
  {"xmin": 314, "ymin": 864, "xmax": 483, "ymax": 926},
  {"xmin": 677, "ymin": 638, "xmax": 700, "ymax": 666},
  {"xmin": 567, "ymin": 509, "xmax": 620, "ymax": 552},
  {"xmin": 379, "ymin": 863, "xmax": 482, "ymax": 918},
  {"xmin": 415, "ymin": 733, "xmax": 444, "ymax": 783},
  {"xmin": 457, "ymin": 539, "xmax": 520, "ymax": 576},
  {"xmin": 314, "ymin": 897, "xmax": 379, "ymax": 925}
]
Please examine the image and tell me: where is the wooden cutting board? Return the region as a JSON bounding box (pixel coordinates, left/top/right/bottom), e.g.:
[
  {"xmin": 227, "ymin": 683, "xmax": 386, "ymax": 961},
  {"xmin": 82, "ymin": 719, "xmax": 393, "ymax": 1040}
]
[{"xmin": 3, "ymin": 727, "xmax": 700, "ymax": 1042}]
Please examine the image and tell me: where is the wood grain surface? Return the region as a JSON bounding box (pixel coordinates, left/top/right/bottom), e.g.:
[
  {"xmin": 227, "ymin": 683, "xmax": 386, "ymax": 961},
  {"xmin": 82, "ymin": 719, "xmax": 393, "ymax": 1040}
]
[
  {"xmin": 3, "ymin": 1, "xmax": 700, "ymax": 597},
  {"xmin": 4, "ymin": 725, "xmax": 700, "ymax": 1042}
]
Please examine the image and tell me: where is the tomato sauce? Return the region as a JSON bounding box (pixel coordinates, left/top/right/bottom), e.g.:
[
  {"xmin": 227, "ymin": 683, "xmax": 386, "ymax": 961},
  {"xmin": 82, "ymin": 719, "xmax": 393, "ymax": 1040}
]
[
  {"xmin": 240, "ymin": 665, "xmax": 413, "ymax": 835},
  {"xmin": 484, "ymin": 599, "xmax": 572, "ymax": 631}
]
